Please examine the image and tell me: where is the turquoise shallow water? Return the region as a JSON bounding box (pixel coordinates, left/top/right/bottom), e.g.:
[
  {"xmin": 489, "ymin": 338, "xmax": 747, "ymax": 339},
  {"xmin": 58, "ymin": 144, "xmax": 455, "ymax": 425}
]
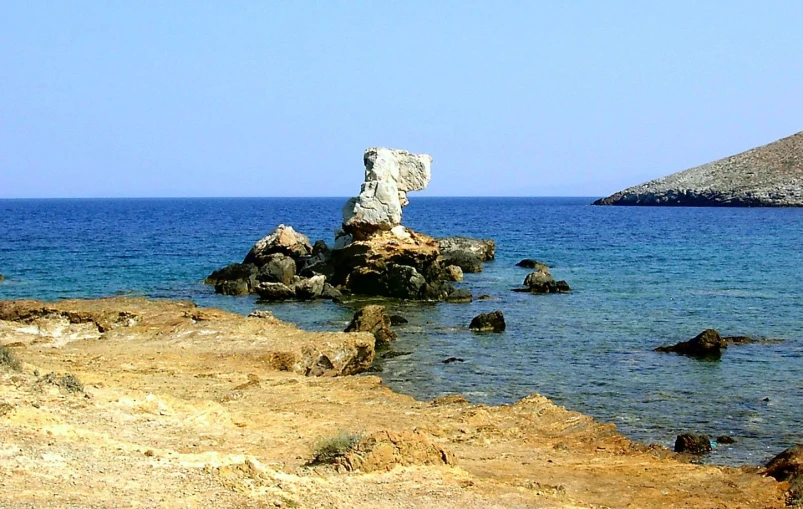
[{"xmin": 1, "ymin": 197, "xmax": 801, "ymax": 465}]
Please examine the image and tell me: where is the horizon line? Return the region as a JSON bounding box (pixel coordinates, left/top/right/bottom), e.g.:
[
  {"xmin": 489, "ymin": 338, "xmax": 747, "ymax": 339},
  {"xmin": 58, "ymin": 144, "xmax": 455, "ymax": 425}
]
[{"xmin": 0, "ymin": 195, "xmax": 602, "ymax": 200}]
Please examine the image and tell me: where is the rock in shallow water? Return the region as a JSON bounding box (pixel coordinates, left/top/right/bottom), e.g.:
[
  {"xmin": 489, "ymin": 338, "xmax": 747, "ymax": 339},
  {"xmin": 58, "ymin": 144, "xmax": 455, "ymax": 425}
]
[
  {"xmin": 513, "ymin": 266, "xmax": 571, "ymax": 294},
  {"xmin": 655, "ymin": 329, "xmax": 727, "ymax": 359},
  {"xmin": 344, "ymin": 305, "xmax": 397, "ymax": 345},
  {"xmin": 469, "ymin": 311, "xmax": 506, "ymax": 332},
  {"xmin": 516, "ymin": 259, "xmax": 549, "ymax": 270},
  {"xmin": 674, "ymin": 433, "xmax": 712, "ymax": 454}
]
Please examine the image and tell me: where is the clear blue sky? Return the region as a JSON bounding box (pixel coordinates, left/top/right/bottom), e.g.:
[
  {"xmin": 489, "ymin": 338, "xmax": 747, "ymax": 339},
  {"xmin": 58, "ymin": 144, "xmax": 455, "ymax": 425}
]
[{"xmin": 1, "ymin": 1, "xmax": 801, "ymax": 198}]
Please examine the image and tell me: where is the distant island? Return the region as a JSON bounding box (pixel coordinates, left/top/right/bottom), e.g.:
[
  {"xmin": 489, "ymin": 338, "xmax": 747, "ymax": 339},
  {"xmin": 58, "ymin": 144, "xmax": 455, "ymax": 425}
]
[{"xmin": 594, "ymin": 131, "xmax": 803, "ymax": 207}]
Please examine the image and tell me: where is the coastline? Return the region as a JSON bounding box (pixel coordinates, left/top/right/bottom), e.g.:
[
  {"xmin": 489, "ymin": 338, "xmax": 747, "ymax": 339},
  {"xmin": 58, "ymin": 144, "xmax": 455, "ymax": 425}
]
[{"xmin": 0, "ymin": 297, "xmax": 788, "ymax": 508}]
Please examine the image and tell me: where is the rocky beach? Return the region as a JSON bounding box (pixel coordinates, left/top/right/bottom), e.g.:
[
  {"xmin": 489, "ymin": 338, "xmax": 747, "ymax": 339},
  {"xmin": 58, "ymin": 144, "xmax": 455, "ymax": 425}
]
[
  {"xmin": 2, "ymin": 149, "xmax": 803, "ymax": 507},
  {"xmin": 0, "ymin": 297, "xmax": 796, "ymax": 508},
  {"xmin": 594, "ymin": 131, "xmax": 803, "ymax": 207}
]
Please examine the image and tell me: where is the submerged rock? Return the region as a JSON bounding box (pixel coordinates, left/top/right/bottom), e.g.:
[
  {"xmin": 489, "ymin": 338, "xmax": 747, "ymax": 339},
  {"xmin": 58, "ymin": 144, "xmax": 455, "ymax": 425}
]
[
  {"xmin": 674, "ymin": 433, "xmax": 712, "ymax": 454},
  {"xmin": 344, "ymin": 305, "xmax": 397, "ymax": 345},
  {"xmin": 469, "ymin": 311, "xmax": 506, "ymax": 332},
  {"xmin": 389, "ymin": 315, "xmax": 408, "ymax": 326},
  {"xmin": 655, "ymin": 329, "xmax": 727, "ymax": 359},
  {"xmin": 516, "ymin": 259, "xmax": 549, "ymax": 270}
]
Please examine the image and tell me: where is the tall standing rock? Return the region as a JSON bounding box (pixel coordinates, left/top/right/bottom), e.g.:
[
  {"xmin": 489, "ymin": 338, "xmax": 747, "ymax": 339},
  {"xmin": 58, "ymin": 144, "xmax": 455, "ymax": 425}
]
[{"xmin": 342, "ymin": 148, "xmax": 432, "ymax": 239}]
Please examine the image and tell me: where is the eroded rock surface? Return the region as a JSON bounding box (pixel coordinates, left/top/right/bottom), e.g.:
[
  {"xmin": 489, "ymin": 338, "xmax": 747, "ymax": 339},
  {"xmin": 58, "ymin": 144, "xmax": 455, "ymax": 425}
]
[
  {"xmin": 0, "ymin": 297, "xmax": 789, "ymax": 508},
  {"xmin": 342, "ymin": 148, "xmax": 432, "ymax": 239}
]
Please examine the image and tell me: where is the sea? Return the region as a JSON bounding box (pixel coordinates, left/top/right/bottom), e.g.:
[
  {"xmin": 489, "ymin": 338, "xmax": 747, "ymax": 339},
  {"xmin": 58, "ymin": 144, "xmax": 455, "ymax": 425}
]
[{"xmin": 1, "ymin": 197, "xmax": 801, "ymax": 466}]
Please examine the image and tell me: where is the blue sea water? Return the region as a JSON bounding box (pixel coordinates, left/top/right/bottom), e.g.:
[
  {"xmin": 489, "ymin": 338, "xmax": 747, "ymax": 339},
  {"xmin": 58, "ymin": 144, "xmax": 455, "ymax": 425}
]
[{"xmin": 1, "ymin": 197, "xmax": 801, "ymax": 466}]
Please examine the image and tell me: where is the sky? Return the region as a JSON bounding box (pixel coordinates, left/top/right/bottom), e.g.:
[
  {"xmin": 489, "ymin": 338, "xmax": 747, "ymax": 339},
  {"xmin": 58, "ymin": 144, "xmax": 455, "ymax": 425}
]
[{"xmin": 1, "ymin": 2, "xmax": 801, "ymax": 198}]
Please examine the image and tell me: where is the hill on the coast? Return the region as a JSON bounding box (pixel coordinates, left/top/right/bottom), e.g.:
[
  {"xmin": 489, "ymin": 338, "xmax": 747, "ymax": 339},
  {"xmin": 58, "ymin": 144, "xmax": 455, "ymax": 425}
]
[{"xmin": 594, "ymin": 131, "xmax": 803, "ymax": 206}]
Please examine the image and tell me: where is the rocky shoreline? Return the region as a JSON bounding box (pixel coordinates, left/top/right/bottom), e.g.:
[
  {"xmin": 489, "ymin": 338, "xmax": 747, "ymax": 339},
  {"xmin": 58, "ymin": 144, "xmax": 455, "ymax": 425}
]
[
  {"xmin": 594, "ymin": 130, "xmax": 803, "ymax": 207},
  {"xmin": 0, "ymin": 297, "xmax": 796, "ymax": 507}
]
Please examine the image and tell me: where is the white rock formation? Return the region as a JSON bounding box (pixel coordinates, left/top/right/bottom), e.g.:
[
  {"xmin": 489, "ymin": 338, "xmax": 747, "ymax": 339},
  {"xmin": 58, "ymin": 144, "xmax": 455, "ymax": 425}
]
[{"xmin": 342, "ymin": 148, "xmax": 432, "ymax": 238}]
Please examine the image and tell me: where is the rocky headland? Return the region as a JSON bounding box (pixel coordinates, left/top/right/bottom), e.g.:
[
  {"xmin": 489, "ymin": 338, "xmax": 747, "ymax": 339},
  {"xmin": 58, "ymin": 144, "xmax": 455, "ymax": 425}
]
[
  {"xmin": 594, "ymin": 131, "xmax": 803, "ymax": 207},
  {"xmin": 0, "ymin": 297, "xmax": 794, "ymax": 508},
  {"xmin": 207, "ymin": 148, "xmax": 495, "ymax": 302}
]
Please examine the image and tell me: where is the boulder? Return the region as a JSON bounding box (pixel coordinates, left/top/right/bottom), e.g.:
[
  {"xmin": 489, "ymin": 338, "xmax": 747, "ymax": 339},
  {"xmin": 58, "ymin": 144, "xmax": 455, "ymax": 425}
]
[
  {"xmin": 438, "ymin": 237, "xmax": 496, "ymax": 261},
  {"xmin": 243, "ymin": 224, "xmax": 312, "ymax": 265},
  {"xmin": 344, "ymin": 305, "xmax": 397, "ymax": 345},
  {"xmin": 342, "ymin": 148, "xmax": 432, "ymax": 239},
  {"xmin": 674, "ymin": 433, "xmax": 712, "ymax": 454},
  {"xmin": 320, "ymin": 283, "xmax": 343, "ymax": 301},
  {"xmin": 256, "ymin": 254, "xmax": 297, "ymax": 286},
  {"xmin": 765, "ymin": 444, "xmax": 803, "ymax": 501},
  {"xmin": 205, "ymin": 263, "xmax": 257, "ymax": 286},
  {"xmin": 469, "ymin": 311, "xmax": 506, "ymax": 332},
  {"xmin": 254, "ymin": 282, "xmax": 295, "ymax": 301},
  {"xmin": 445, "ymin": 288, "xmax": 473, "ymax": 303},
  {"xmin": 292, "ymin": 275, "xmax": 326, "ymax": 300},
  {"xmin": 0, "ymin": 274, "xmax": 4, "ymax": 281},
  {"xmin": 442, "ymin": 250, "xmax": 483, "ymax": 273},
  {"xmin": 444, "ymin": 265, "xmax": 463, "ymax": 281},
  {"xmin": 385, "ymin": 264, "xmax": 427, "ymax": 299},
  {"xmin": 524, "ymin": 268, "xmax": 553, "ymax": 286},
  {"xmin": 515, "ymin": 267, "xmax": 571, "ymax": 294},
  {"xmin": 214, "ymin": 280, "xmax": 250, "ymax": 296},
  {"xmin": 516, "ymin": 259, "xmax": 549, "ymax": 270},
  {"xmin": 655, "ymin": 329, "xmax": 727, "ymax": 359},
  {"xmin": 419, "ymin": 281, "xmax": 455, "ymax": 301}
]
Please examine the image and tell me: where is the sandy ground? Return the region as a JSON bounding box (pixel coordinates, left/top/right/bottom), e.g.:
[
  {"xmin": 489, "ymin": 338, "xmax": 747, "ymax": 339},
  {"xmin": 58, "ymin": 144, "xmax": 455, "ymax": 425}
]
[{"xmin": 0, "ymin": 297, "xmax": 790, "ymax": 508}]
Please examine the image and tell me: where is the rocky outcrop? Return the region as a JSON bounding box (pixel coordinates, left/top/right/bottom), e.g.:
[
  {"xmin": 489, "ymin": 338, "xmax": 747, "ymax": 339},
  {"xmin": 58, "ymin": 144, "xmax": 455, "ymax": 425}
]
[
  {"xmin": 328, "ymin": 227, "xmax": 469, "ymax": 301},
  {"xmin": 344, "ymin": 305, "xmax": 396, "ymax": 345},
  {"xmin": 469, "ymin": 311, "xmax": 506, "ymax": 332},
  {"xmin": 674, "ymin": 433, "xmax": 712, "ymax": 454},
  {"xmin": 594, "ymin": 131, "xmax": 803, "ymax": 207},
  {"xmin": 205, "ymin": 225, "xmax": 336, "ymax": 301},
  {"xmin": 513, "ymin": 267, "xmax": 571, "ymax": 294},
  {"xmin": 341, "ymin": 148, "xmax": 432, "ymax": 240},
  {"xmin": 207, "ymin": 149, "xmax": 493, "ymax": 302}
]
